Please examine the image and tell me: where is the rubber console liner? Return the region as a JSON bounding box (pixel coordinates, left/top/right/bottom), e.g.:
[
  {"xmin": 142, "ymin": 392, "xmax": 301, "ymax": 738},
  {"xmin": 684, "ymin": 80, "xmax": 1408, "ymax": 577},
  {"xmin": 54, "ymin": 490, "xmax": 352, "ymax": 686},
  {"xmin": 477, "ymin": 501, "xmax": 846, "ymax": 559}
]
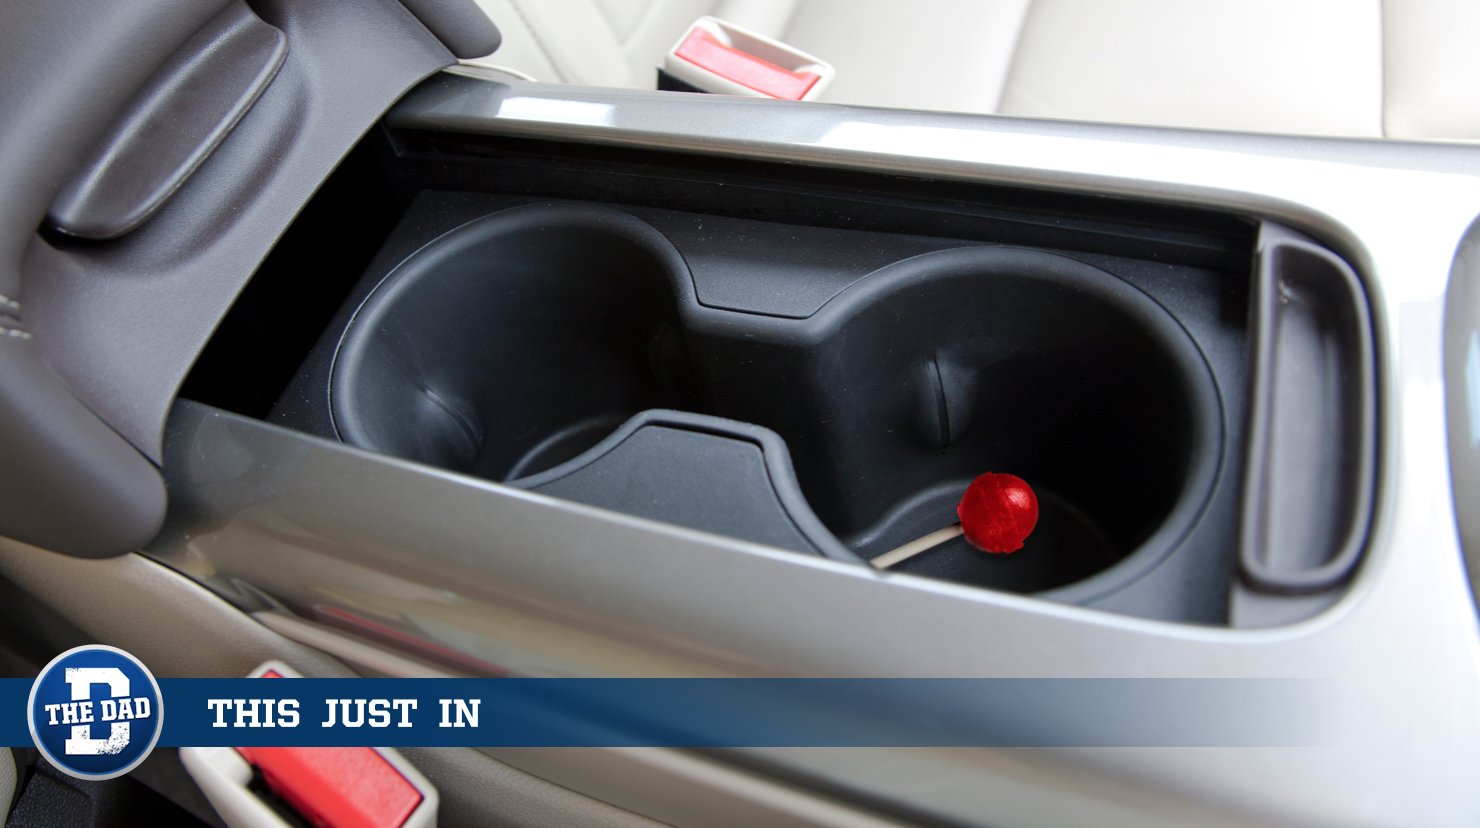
[
  {"xmin": 271, "ymin": 191, "xmax": 1241, "ymax": 619},
  {"xmin": 513, "ymin": 409, "xmax": 858, "ymax": 562}
]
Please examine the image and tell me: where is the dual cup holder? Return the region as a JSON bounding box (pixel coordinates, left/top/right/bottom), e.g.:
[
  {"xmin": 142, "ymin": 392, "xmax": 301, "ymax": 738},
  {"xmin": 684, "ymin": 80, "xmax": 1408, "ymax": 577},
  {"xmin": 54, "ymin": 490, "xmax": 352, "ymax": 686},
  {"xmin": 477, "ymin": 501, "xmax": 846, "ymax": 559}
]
[{"xmin": 324, "ymin": 202, "xmax": 1222, "ymax": 601}]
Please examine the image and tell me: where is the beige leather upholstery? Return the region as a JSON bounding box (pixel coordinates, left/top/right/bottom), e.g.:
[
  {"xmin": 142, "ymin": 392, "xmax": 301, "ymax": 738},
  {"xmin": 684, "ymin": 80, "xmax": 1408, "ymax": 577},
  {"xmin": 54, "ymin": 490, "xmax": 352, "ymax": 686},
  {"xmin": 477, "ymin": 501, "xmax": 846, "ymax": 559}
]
[
  {"xmin": 466, "ymin": 0, "xmax": 799, "ymax": 86},
  {"xmin": 997, "ymin": 0, "xmax": 1384, "ymax": 137},
  {"xmin": 785, "ymin": 0, "xmax": 1030, "ymax": 115},
  {"xmin": 464, "ymin": 0, "xmax": 1480, "ymax": 140},
  {"xmin": 1383, "ymin": 0, "xmax": 1480, "ymax": 139}
]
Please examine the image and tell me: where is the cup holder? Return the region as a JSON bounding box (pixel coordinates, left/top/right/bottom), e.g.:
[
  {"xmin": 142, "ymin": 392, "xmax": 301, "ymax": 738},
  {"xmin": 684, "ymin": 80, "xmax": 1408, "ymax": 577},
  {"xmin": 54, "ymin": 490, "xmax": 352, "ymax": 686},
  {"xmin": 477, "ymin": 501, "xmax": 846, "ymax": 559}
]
[
  {"xmin": 690, "ymin": 247, "xmax": 1223, "ymax": 596},
  {"xmin": 331, "ymin": 204, "xmax": 697, "ymax": 482},
  {"xmin": 328, "ymin": 203, "xmax": 1222, "ymax": 600}
]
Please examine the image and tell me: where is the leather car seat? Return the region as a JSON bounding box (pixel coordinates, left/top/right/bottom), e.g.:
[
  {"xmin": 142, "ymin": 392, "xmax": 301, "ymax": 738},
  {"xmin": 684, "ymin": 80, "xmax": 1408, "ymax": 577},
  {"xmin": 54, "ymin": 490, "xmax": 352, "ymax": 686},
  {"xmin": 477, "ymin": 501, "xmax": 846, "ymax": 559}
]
[{"xmin": 463, "ymin": 0, "xmax": 1480, "ymax": 140}]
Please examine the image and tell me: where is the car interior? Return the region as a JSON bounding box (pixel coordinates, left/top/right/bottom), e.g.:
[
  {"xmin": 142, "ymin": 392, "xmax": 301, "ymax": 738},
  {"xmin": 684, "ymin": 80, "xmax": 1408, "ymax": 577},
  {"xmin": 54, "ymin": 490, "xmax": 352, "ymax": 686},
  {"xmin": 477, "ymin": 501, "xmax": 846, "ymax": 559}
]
[
  {"xmin": 464, "ymin": 0, "xmax": 1480, "ymax": 139},
  {"xmin": 0, "ymin": 0, "xmax": 1478, "ymax": 826}
]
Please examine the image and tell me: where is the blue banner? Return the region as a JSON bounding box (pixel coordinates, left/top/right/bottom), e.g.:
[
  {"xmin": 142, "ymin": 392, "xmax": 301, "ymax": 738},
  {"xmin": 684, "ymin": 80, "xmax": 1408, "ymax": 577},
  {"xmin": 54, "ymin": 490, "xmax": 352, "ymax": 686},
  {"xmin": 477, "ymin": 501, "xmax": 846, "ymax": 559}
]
[{"xmin": 0, "ymin": 677, "xmax": 1332, "ymax": 748}]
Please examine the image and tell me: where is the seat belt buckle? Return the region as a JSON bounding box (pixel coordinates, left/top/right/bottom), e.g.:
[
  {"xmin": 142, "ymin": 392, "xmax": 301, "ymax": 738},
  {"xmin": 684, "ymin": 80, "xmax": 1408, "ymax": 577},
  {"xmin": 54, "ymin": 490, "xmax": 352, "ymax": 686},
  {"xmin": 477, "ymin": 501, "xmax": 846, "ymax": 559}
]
[
  {"xmin": 180, "ymin": 661, "xmax": 439, "ymax": 828},
  {"xmin": 660, "ymin": 16, "xmax": 834, "ymax": 101}
]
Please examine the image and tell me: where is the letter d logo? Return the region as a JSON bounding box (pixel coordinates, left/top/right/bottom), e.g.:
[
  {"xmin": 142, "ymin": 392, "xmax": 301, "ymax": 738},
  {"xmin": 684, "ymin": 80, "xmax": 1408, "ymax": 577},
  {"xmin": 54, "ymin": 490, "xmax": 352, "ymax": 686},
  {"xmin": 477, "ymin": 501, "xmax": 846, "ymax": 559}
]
[{"xmin": 28, "ymin": 646, "xmax": 162, "ymax": 779}]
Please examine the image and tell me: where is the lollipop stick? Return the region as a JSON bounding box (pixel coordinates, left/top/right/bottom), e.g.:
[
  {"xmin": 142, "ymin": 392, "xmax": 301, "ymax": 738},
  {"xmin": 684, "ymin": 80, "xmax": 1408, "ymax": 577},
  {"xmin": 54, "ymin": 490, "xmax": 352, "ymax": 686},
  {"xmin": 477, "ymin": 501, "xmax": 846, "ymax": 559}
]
[{"xmin": 869, "ymin": 523, "xmax": 963, "ymax": 570}]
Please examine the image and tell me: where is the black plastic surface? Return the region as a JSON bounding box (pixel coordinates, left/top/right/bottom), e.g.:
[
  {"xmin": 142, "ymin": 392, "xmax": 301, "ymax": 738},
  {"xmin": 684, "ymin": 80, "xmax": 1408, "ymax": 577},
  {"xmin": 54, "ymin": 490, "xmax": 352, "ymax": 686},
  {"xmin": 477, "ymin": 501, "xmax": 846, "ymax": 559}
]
[
  {"xmin": 6, "ymin": 759, "xmax": 209, "ymax": 828},
  {"xmin": 390, "ymin": 75, "xmax": 1257, "ymax": 273},
  {"xmin": 1239, "ymin": 223, "xmax": 1376, "ymax": 594},
  {"xmin": 144, "ymin": 104, "xmax": 1274, "ymax": 620},
  {"xmin": 329, "ymin": 205, "xmax": 694, "ymax": 482},
  {"xmin": 283, "ymin": 195, "xmax": 1227, "ymax": 605},
  {"xmin": 639, "ymin": 211, "xmax": 967, "ymax": 318},
  {"xmin": 46, "ymin": 1, "xmax": 287, "ymax": 240},
  {"xmin": 179, "ymin": 138, "xmax": 413, "ymax": 420},
  {"xmin": 656, "ymin": 67, "xmax": 707, "ymax": 94},
  {"xmin": 513, "ymin": 410, "xmax": 861, "ymax": 562}
]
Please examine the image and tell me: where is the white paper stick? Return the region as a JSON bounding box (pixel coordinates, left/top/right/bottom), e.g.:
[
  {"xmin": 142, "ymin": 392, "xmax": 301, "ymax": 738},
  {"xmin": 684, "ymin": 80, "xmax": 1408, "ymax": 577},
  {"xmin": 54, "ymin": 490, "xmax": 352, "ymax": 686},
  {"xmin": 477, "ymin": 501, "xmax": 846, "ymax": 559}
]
[{"xmin": 869, "ymin": 523, "xmax": 964, "ymax": 569}]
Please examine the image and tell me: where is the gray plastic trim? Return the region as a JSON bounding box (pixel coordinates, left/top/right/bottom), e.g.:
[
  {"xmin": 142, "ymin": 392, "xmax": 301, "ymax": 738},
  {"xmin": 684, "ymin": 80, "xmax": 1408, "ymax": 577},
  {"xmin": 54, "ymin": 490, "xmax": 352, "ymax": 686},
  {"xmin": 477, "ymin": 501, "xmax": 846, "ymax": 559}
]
[
  {"xmin": 1445, "ymin": 215, "xmax": 1480, "ymax": 612},
  {"xmin": 398, "ymin": 746, "xmax": 674, "ymax": 828},
  {"xmin": 0, "ymin": 0, "xmax": 457, "ymax": 559},
  {"xmin": 1239, "ymin": 223, "xmax": 1377, "ymax": 594},
  {"xmin": 47, "ymin": 1, "xmax": 288, "ymax": 240},
  {"xmin": 149, "ymin": 389, "xmax": 1480, "ymax": 825},
  {"xmin": 481, "ymin": 747, "xmax": 915, "ymax": 828},
  {"xmin": 0, "ymin": 540, "xmax": 354, "ymax": 679},
  {"xmin": 0, "ymin": 0, "xmax": 240, "ymax": 556},
  {"xmin": 398, "ymin": 0, "xmax": 501, "ymax": 60}
]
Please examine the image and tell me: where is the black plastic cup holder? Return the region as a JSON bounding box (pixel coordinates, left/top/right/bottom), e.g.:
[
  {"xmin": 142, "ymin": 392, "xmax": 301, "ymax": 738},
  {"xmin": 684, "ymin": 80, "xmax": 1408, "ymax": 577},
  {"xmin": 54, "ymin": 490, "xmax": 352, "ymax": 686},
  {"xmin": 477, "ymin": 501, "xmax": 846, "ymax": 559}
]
[
  {"xmin": 331, "ymin": 205, "xmax": 695, "ymax": 483},
  {"xmin": 328, "ymin": 202, "xmax": 1223, "ymax": 599},
  {"xmin": 691, "ymin": 246, "xmax": 1223, "ymax": 596},
  {"xmin": 510, "ymin": 409, "xmax": 862, "ymax": 563}
]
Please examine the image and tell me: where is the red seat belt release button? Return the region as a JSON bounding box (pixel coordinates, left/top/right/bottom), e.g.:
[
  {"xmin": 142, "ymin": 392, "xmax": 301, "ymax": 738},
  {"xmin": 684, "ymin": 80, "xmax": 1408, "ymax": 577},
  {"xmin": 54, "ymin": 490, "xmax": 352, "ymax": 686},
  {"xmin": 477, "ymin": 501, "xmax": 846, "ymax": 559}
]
[
  {"xmin": 235, "ymin": 746, "xmax": 423, "ymax": 828},
  {"xmin": 181, "ymin": 662, "xmax": 437, "ymax": 828},
  {"xmin": 674, "ymin": 28, "xmax": 819, "ymax": 100}
]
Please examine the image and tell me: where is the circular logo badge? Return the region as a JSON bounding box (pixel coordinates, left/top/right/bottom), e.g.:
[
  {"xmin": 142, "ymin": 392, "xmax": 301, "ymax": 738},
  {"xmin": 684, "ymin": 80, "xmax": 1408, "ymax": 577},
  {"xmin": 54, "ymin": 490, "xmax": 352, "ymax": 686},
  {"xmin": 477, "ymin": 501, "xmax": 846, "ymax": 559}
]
[{"xmin": 27, "ymin": 645, "xmax": 163, "ymax": 780}]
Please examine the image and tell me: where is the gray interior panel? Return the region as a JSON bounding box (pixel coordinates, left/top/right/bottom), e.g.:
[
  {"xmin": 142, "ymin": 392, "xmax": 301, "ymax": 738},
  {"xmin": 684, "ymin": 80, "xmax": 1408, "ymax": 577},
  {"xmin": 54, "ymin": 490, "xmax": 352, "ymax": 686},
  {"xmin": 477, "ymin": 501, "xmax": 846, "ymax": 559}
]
[
  {"xmin": 141, "ymin": 75, "xmax": 1480, "ymax": 827},
  {"xmin": 397, "ymin": 0, "xmax": 502, "ymax": 60},
  {"xmin": 398, "ymin": 746, "xmax": 675, "ymax": 828},
  {"xmin": 0, "ymin": 539, "xmax": 353, "ymax": 680},
  {"xmin": 25, "ymin": 0, "xmax": 455, "ymax": 467},
  {"xmin": 0, "ymin": 0, "xmax": 460, "ymax": 558},
  {"xmin": 0, "ymin": 0, "xmax": 239, "ymax": 557},
  {"xmin": 46, "ymin": 1, "xmax": 289, "ymax": 241}
]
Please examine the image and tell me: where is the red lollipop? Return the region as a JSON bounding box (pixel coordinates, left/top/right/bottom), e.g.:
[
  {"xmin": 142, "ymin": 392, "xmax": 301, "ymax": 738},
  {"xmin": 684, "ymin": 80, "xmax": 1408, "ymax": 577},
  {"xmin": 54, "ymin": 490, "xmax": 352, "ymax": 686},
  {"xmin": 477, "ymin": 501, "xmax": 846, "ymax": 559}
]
[
  {"xmin": 956, "ymin": 472, "xmax": 1038, "ymax": 553},
  {"xmin": 870, "ymin": 472, "xmax": 1039, "ymax": 569}
]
